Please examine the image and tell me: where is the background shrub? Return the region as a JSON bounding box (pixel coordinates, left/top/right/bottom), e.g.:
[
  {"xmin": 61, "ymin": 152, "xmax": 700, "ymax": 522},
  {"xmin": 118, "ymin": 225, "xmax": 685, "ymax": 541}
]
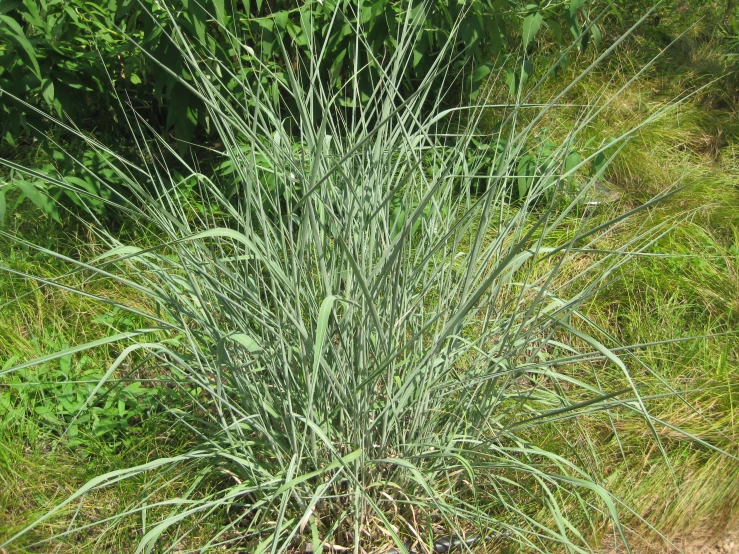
[{"xmin": 1, "ymin": 0, "xmax": 605, "ymax": 145}]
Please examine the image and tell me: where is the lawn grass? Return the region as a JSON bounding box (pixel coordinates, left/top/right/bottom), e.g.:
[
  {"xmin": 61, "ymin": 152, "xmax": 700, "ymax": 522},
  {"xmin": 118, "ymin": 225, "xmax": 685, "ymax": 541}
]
[{"xmin": 1, "ymin": 7, "xmax": 738, "ymax": 553}]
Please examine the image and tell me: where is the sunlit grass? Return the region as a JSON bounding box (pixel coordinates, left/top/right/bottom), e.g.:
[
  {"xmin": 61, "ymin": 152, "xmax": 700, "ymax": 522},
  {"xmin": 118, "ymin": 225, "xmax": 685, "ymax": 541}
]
[{"xmin": 0, "ymin": 3, "xmax": 738, "ymax": 553}]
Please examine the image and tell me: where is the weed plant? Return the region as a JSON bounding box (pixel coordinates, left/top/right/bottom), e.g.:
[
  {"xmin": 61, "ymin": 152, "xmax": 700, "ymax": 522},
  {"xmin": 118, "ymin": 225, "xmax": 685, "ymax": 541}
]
[{"xmin": 0, "ymin": 3, "xmax": 733, "ymax": 553}]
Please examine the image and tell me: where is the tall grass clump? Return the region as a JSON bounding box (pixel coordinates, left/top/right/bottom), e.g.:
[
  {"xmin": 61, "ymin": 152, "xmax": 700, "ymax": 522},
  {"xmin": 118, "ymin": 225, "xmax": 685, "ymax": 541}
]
[{"xmin": 0, "ymin": 3, "xmax": 726, "ymax": 552}]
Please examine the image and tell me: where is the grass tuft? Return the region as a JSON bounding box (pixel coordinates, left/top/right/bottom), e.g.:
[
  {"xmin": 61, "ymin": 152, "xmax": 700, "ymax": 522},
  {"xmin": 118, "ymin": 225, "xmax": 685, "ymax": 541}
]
[{"xmin": 1, "ymin": 3, "xmax": 737, "ymax": 553}]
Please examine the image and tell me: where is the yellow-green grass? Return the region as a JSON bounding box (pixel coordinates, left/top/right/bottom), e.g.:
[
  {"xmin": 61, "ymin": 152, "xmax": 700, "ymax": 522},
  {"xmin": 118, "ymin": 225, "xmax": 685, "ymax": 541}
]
[
  {"xmin": 531, "ymin": 23, "xmax": 739, "ymax": 547},
  {"xmin": 0, "ymin": 209, "xmax": 225, "ymax": 551},
  {"xmin": 465, "ymin": 15, "xmax": 739, "ymax": 548}
]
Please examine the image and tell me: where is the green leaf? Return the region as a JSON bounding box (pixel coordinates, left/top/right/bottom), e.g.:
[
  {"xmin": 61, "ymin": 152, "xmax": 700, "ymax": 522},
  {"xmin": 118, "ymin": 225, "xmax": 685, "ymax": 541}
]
[
  {"xmin": 548, "ymin": 19, "xmax": 562, "ymax": 44},
  {"xmin": 469, "ymin": 62, "xmax": 492, "ymax": 101},
  {"xmin": 489, "ymin": 16, "xmax": 505, "ymax": 52},
  {"xmin": 570, "ymin": 0, "xmax": 587, "ymax": 15},
  {"xmin": 14, "ymin": 179, "xmax": 60, "ymax": 222},
  {"xmin": 273, "ymin": 10, "xmax": 289, "ymax": 29},
  {"xmin": 593, "ymin": 151, "xmax": 607, "ymax": 175},
  {"xmin": 0, "ymin": 188, "xmax": 6, "ymax": 225},
  {"xmin": 506, "ymin": 69, "xmax": 516, "ymax": 96},
  {"xmin": 517, "ymin": 155, "xmax": 533, "ymax": 198},
  {"xmin": 21, "ymin": 0, "xmax": 43, "ymax": 27},
  {"xmin": 41, "ymin": 78, "xmax": 55, "ymax": 110},
  {"xmin": 522, "ymin": 59, "xmax": 534, "ymax": 82},
  {"xmin": 592, "ymin": 24, "xmax": 602, "ymax": 47},
  {"xmin": 580, "ymin": 28, "xmax": 590, "ymax": 53},
  {"xmin": 123, "ymin": 382, "xmax": 144, "ymax": 394},
  {"xmin": 64, "ymin": 6, "xmax": 79, "ymax": 24},
  {"xmin": 471, "ymin": 63, "xmax": 492, "ymax": 85},
  {"xmin": 522, "ymin": 12, "xmax": 543, "ymax": 48},
  {"xmin": 566, "ymin": 11, "xmax": 581, "ymax": 39},
  {"xmin": 129, "ymin": 73, "xmax": 142, "ymax": 85},
  {"xmin": 565, "ymin": 151, "xmax": 582, "ymax": 172},
  {"xmin": 313, "ymin": 295, "xmax": 337, "ymax": 377},
  {"xmin": 212, "ymin": 0, "xmax": 226, "ymax": 25},
  {"xmin": 230, "ymin": 333, "xmax": 262, "ymax": 354},
  {"xmin": 181, "ymin": 0, "xmax": 207, "ymax": 43},
  {"xmin": 3, "ymin": 131, "xmax": 17, "ymax": 147},
  {"xmin": 0, "ymin": 1, "xmax": 22, "ymax": 16},
  {"xmin": 412, "ymin": 31, "xmax": 429, "ymax": 69},
  {"xmin": 0, "ymin": 15, "xmax": 42, "ymax": 80}
]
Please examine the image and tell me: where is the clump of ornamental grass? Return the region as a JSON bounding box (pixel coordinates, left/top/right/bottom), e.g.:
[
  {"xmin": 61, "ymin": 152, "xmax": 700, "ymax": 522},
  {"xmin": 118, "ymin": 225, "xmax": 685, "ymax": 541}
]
[{"xmin": 0, "ymin": 2, "xmax": 732, "ymax": 553}]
